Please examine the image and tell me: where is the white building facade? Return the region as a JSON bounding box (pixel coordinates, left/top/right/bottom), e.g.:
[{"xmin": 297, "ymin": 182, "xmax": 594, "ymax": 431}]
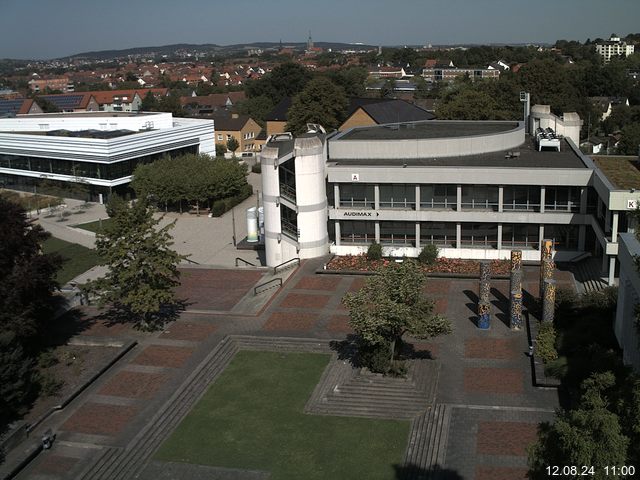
[{"xmin": 596, "ymin": 35, "xmax": 635, "ymax": 63}]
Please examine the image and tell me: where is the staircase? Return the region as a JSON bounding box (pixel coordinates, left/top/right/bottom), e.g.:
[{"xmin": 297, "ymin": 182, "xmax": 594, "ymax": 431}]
[{"xmin": 571, "ymin": 257, "xmax": 609, "ymax": 293}]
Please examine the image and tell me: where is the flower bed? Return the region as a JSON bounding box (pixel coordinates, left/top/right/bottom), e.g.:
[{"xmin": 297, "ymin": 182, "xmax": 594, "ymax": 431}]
[{"xmin": 326, "ymin": 255, "xmax": 511, "ymax": 276}]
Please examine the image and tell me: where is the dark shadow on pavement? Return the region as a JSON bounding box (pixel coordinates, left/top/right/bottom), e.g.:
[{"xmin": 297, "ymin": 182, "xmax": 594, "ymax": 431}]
[
  {"xmin": 394, "ymin": 463, "xmax": 464, "ymax": 480},
  {"xmin": 95, "ymin": 298, "xmax": 190, "ymax": 331},
  {"xmin": 400, "ymin": 342, "xmax": 436, "ymax": 360},
  {"xmin": 329, "ymin": 334, "xmax": 362, "ymax": 368}
]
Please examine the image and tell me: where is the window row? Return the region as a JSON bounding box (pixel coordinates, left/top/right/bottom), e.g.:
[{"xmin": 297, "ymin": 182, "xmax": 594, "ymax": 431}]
[
  {"xmin": 338, "ymin": 221, "xmax": 580, "ymax": 250},
  {"xmin": 335, "ymin": 184, "xmax": 584, "ymax": 212}
]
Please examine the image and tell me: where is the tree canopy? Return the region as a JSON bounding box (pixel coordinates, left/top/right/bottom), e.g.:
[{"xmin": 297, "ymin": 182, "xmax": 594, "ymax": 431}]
[
  {"xmin": 244, "ymin": 62, "xmax": 312, "ymax": 104},
  {"xmin": 342, "ymin": 261, "xmax": 452, "ymax": 372},
  {"xmin": 83, "ymin": 198, "xmax": 185, "ymax": 330},
  {"xmin": 285, "ymin": 77, "xmax": 348, "ymax": 134}
]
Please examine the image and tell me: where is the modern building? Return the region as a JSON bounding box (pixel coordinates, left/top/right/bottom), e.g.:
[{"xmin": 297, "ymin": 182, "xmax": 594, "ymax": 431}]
[
  {"xmin": 0, "ymin": 111, "xmax": 215, "ymax": 202},
  {"xmin": 422, "ymin": 65, "xmax": 500, "ymax": 83},
  {"xmin": 260, "ymin": 105, "xmax": 640, "ymax": 286},
  {"xmin": 614, "ymin": 233, "xmax": 640, "ymax": 373},
  {"xmin": 596, "ymin": 34, "xmax": 635, "ymax": 63}
]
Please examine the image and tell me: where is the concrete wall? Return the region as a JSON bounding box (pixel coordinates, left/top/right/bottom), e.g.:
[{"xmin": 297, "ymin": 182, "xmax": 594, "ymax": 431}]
[
  {"xmin": 3, "ymin": 112, "xmax": 174, "ymax": 131},
  {"xmin": 530, "ymin": 105, "xmax": 583, "ymax": 146},
  {"xmin": 615, "ymin": 233, "xmax": 640, "ymax": 373}
]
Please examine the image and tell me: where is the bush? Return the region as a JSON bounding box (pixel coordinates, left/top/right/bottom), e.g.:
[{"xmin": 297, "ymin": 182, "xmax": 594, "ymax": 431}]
[
  {"xmin": 536, "ymin": 322, "xmax": 558, "ymax": 364},
  {"xmin": 211, "ymin": 200, "xmax": 226, "ymax": 217},
  {"xmin": 359, "ymin": 342, "xmax": 391, "ymax": 373},
  {"xmin": 37, "ymin": 351, "xmax": 58, "ymax": 369},
  {"xmin": 583, "ymin": 286, "xmax": 618, "ymax": 313},
  {"xmin": 418, "ymin": 244, "xmax": 439, "ymax": 265},
  {"xmin": 366, "ymin": 242, "xmax": 383, "ymax": 261},
  {"xmin": 251, "ymin": 163, "xmax": 262, "ymax": 174},
  {"xmin": 37, "ymin": 373, "xmax": 64, "ymax": 397}
]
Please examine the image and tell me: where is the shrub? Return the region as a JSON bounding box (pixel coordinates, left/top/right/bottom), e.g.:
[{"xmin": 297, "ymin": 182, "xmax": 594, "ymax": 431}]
[
  {"xmin": 536, "ymin": 322, "xmax": 558, "ymax": 364},
  {"xmin": 37, "ymin": 351, "xmax": 58, "ymax": 369},
  {"xmin": 583, "ymin": 286, "xmax": 618, "ymax": 313},
  {"xmin": 359, "ymin": 342, "xmax": 391, "ymax": 373},
  {"xmin": 544, "ymin": 355, "xmax": 568, "ymax": 379},
  {"xmin": 211, "ymin": 201, "xmax": 226, "ymax": 217},
  {"xmin": 366, "ymin": 242, "xmax": 383, "ymax": 261},
  {"xmin": 388, "ymin": 360, "xmax": 408, "ymax": 377},
  {"xmin": 418, "ymin": 244, "xmax": 439, "ymax": 265},
  {"xmin": 251, "ymin": 163, "xmax": 262, "ymax": 174},
  {"xmin": 37, "ymin": 373, "xmax": 64, "ymax": 397}
]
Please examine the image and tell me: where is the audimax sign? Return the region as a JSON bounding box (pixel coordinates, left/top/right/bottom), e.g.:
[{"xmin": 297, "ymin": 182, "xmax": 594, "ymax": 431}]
[{"xmin": 343, "ymin": 211, "xmax": 380, "ymax": 217}]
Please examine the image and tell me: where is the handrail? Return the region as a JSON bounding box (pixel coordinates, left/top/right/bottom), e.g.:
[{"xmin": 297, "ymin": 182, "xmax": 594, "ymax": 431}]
[
  {"xmin": 235, "ymin": 257, "xmax": 256, "ymax": 267},
  {"xmin": 273, "ymin": 257, "xmax": 300, "ymax": 274},
  {"xmin": 254, "ymin": 277, "xmax": 282, "ymax": 295}
]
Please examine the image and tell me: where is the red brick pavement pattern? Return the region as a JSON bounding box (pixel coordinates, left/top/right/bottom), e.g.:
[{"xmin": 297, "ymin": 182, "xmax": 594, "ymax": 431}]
[
  {"xmin": 77, "ymin": 318, "xmax": 132, "ymax": 337},
  {"xmin": 476, "ymin": 421, "xmax": 539, "ymax": 456},
  {"xmin": 464, "ymin": 367, "xmax": 524, "ymax": 394},
  {"xmin": 475, "ymin": 466, "xmax": 529, "ymax": 480},
  {"xmin": 99, "ymin": 371, "xmax": 168, "ymax": 399},
  {"xmin": 464, "ymin": 338, "xmax": 519, "ymax": 360},
  {"xmin": 280, "ymin": 293, "xmax": 330, "ymax": 309},
  {"xmin": 294, "ymin": 276, "xmax": 341, "ymax": 291},
  {"xmin": 347, "ymin": 277, "xmax": 367, "ymax": 292},
  {"xmin": 160, "ymin": 321, "xmax": 217, "ymax": 341},
  {"xmin": 35, "ymin": 455, "xmax": 78, "ymax": 475},
  {"xmin": 434, "ymin": 298, "xmax": 448, "ymax": 314},
  {"xmin": 264, "ymin": 311, "xmax": 319, "ymax": 332},
  {"xmin": 61, "ymin": 403, "xmax": 137, "ymax": 436},
  {"xmin": 424, "ymin": 280, "xmax": 450, "ymax": 295},
  {"xmin": 131, "ymin": 345, "xmax": 194, "ymax": 369},
  {"xmin": 175, "ymin": 269, "xmax": 263, "ymax": 311},
  {"xmin": 326, "ymin": 315, "xmax": 354, "ymax": 334}
]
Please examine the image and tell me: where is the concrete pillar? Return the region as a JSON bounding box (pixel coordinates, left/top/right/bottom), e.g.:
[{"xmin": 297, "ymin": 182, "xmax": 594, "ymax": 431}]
[
  {"xmin": 605, "ymin": 208, "xmax": 611, "ymax": 232},
  {"xmin": 612, "ymin": 212, "xmax": 619, "ymax": 241},
  {"xmin": 542, "ymin": 279, "xmax": 556, "ymax": 323},
  {"xmin": 456, "ymin": 185, "xmax": 462, "ymax": 211},
  {"xmin": 597, "ymin": 198, "xmax": 603, "ymax": 220},
  {"xmin": 580, "ymin": 187, "xmax": 588, "ymax": 214},
  {"xmin": 602, "ymin": 254, "xmax": 609, "ymax": 276},
  {"xmin": 539, "ymin": 186, "xmax": 545, "ymax": 213},
  {"xmin": 497, "ymin": 224, "xmax": 503, "ymax": 250},
  {"xmin": 415, "ymin": 185, "xmax": 421, "ymax": 211},
  {"xmin": 578, "ymin": 225, "xmax": 586, "ymax": 251},
  {"xmin": 498, "ymin": 186, "xmax": 504, "ymax": 213},
  {"xmin": 509, "ymin": 290, "xmax": 523, "ymax": 330},
  {"xmin": 334, "ymin": 184, "xmax": 340, "ymax": 209},
  {"xmin": 538, "ymin": 225, "xmax": 544, "ymax": 252},
  {"xmin": 415, "ymin": 223, "xmax": 420, "ymax": 249},
  {"xmin": 456, "ymin": 223, "xmax": 461, "ymax": 249},
  {"xmin": 335, "ymin": 221, "xmax": 341, "ymax": 246},
  {"xmin": 375, "ymin": 221, "xmax": 380, "ymax": 243},
  {"xmin": 609, "ymin": 256, "xmax": 616, "ymax": 286},
  {"xmin": 374, "ymin": 185, "xmax": 380, "ymax": 210}
]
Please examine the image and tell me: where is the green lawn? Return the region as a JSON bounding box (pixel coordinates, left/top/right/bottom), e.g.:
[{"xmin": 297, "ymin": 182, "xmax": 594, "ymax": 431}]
[
  {"xmin": 42, "ymin": 237, "xmax": 100, "ymax": 284},
  {"xmin": 73, "ymin": 217, "xmax": 113, "ymax": 233},
  {"xmin": 155, "ymin": 351, "xmax": 409, "ymax": 480}
]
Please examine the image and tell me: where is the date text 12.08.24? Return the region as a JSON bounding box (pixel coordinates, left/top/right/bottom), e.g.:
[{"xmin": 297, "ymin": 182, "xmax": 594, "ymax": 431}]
[{"xmin": 546, "ymin": 465, "xmax": 636, "ymax": 476}]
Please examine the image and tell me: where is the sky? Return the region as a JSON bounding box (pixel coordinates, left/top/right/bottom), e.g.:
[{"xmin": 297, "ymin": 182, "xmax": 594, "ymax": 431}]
[{"xmin": 0, "ymin": 0, "xmax": 639, "ymax": 60}]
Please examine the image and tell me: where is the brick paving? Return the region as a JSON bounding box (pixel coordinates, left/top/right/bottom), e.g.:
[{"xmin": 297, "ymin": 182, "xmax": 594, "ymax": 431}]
[
  {"xmin": 464, "ymin": 367, "xmax": 524, "ymax": 394},
  {"xmin": 263, "ymin": 311, "xmax": 319, "ymax": 331},
  {"xmin": 131, "ymin": 345, "xmax": 194, "ymax": 369},
  {"xmin": 99, "ymin": 371, "xmax": 168, "ymax": 399},
  {"xmin": 476, "ymin": 421, "xmax": 538, "ymax": 456},
  {"xmin": 61, "ymin": 403, "xmax": 138, "ymax": 436},
  {"xmin": 16, "ymin": 260, "xmax": 572, "ymax": 480},
  {"xmin": 35, "ymin": 455, "xmax": 79, "ymax": 475}
]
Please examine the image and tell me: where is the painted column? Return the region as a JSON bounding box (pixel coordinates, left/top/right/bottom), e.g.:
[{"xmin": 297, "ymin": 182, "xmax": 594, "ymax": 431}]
[
  {"xmin": 542, "ymin": 279, "xmax": 556, "ymax": 323},
  {"xmin": 510, "ymin": 290, "xmax": 523, "ymax": 330},
  {"xmin": 478, "ymin": 301, "xmax": 491, "ymax": 329},
  {"xmin": 540, "ymin": 239, "xmax": 553, "ymax": 298},
  {"xmin": 540, "ymin": 258, "xmax": 554, "ymax": 300},
  {"xmin": 479, "ymin": 260, "xmax": 491, "ymax": 304},
  {"xmin": 511, "ymin": 249, "xmax": 523, "ymax": 271}
]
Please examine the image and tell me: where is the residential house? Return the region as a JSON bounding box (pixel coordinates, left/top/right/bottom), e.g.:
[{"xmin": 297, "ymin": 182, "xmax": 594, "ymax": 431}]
[
  {"xmin": 0, "ymin": 98, "xmax": 43, "ymax": 116},
  {"xmin": 91, "ymin": 88, "xmax": 169, "ymax": 112},
  {"xmin": 589, "ymin": 96, "xmax": 630, "ymax": 121},
  {"xmin": 28, "ymin": 76, "xmax": 73, "ymax": 93},
  {"xmin": 339, "ymin": 98, "xmax": 435, "ymax": 131},
  {"xmin": 211, "ymin": 113, "xmax": 262, "ymax": 152},
  {"xmin": 180, "ymin": 92, "xmax": 246, "ymax": 115},
  {"xmin": 37, "ymin": 93, "xmax": 99, "ymax": 112},
  {"xmin": 368, "ymin": 66, "xmax": 407, "ymax": 79}
]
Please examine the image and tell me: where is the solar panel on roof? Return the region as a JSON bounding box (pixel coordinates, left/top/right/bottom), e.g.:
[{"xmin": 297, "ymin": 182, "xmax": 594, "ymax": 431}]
[{"xmin": 0, "ymin": 99, "xmax": 26, "ymax": 115}]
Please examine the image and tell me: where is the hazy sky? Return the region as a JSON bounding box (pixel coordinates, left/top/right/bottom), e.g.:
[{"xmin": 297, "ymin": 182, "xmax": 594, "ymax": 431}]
[{"xmin": 1, "ymin": 0, "xmax": 639, "ymax": 59}]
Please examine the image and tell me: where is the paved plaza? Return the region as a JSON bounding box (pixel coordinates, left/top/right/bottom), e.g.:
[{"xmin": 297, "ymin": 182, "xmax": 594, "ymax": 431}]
[{"xmin": 3, "ymin": 256, "xmax": 572, "ymax": 480}]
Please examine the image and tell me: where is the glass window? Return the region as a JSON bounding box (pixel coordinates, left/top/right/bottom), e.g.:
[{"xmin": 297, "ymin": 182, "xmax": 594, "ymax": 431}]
[
  {"xmin": 545, "ymin": 187, "xmax": 580, "ymax": 212},
  {"xmin": 421, "ymin": 222, "xmax": 456, "ymax": 247},
  {"xmin": 340, "ymin": 220, "xmax": 375, "ymax": 244},
  {"xmin": 461, "ymin": 185, "xmax": 498, "ymax": 210},
  {"xmin": 502, "ymin": 224, "xmax": 539, "ymax": 249},
  {"xmin": 460, "ymin": 223, "xmax": 498, "ymax": 248},
  {"xmin": 280, "ymin": 204, "xmax": 298, "ymax": 239},
  {"xmin": 544, "ymin": 224, "xmax": 579, "ymax": 250},
  {"xmin": 379, "ymin": 184, "xmax": 416, "ymax": 209},
  {"xmin": 380, "ymin": 221, "xmax": 415, "ymax": 246},
  {"xmin": 420, "ymin": 184, "xmax": 456, "ymax": 209},
  {"xmin": 503, "ymin": 186, "xmax": 541, "ymax": 211},
  {"xmin": 339, "ymin": 184, "xmax": 375, "ymax": 208}
]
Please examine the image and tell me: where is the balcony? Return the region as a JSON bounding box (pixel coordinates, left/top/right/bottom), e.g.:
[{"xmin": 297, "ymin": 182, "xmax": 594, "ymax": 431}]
[
  {"xmin": 280, "ymin": 183, "xmax": 296, "ymax": 203},
  {"xmin": 281, "ymin": 219, "xmax": 299, "ymax": 240}
]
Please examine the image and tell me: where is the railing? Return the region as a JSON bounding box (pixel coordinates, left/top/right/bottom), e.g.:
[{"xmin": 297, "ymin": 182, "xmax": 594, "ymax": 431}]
[
  {"xmin": 503, "ymin": 202, "xmax": 540, "ymax": 211},
  {"xmin": 274, "ymin": 257, "xmax": 300, "ymax": 275},
  {"xmin": 461, "ymin": 201, "xmax": 499, "ymax": 211},
  {"xmin": 235, "ymin": 257, "xmax": 255, "ymax": 267},
  {"xmin": 280, "ymin": 183, "xmax": 297, "ymax": 202},
  {"xmin": 281, "ymin": 219, "xmax": 299, "ymax": 239},
  {"xmin": 420, "ymin": 199, "xmax": 456, "ymax": 209},
  {"xmin": 339, "ymin": 199, "xmax": 375, "ymax": 209},
  {"xmin": 254, "ymin": 277, "xmax": 282, "ymax": 295}
]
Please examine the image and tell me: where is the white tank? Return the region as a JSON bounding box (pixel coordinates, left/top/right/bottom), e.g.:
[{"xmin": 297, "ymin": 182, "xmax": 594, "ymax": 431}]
[{"xmin": 246, "ymin": 207, "xmax": 258, "ymax": 243}]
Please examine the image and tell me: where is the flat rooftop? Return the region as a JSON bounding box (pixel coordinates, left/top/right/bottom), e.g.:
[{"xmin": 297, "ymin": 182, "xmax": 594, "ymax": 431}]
[
  {"xmin": 16, "ymin": 112, "xmax": 159, "ymax": 119},
  {"xmin": 593, "ymin": 155, "xmax": 640, "ymax": 190},
  {"xmin": 5, "ymin": 129, "xmax": 140, "ymax": 139},
  {"xmin": 330, "ymin": 136, "xmax": 587, "ymax": 169},
  {"xmin": 338, "ymin": 120, "xmax": 520, "ymax": 141}
]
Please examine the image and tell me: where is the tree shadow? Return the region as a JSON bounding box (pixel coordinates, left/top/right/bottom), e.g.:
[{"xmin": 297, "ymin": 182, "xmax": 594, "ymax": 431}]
[
  {"xmin": 94, "ymin": 298, "xmax": 190, "ymax": 331},
  {"xmin": 394, "ymin": 463, "xmax": 464, "ymax": 480},
  {"xmin": 399, "ymin": 342, "xmax": 436, "ymax": 360},
  {"xmin": 329, "ymin": 334, "xmax": 362, "ymax": 368}
]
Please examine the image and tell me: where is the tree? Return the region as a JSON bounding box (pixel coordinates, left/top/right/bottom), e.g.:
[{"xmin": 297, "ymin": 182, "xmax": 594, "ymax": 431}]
[
  {"xmin": 379, "ymin": 78, "xmax": 396, "ymax": 99},
  {"xmin": 83, "ymin": 198, "xmax": 185, "ymax": 330},
  {"xmin": 34, "ymin": 96, "xmax": 60, "ymax": 113},
  {"xmin": 286, "ymin": 77, "xmax": 348, "ymax": 134},
  {"xmin": 236, "ymin": 95, "xmax": 274, "ymax": 127},
  {"xmin": 244, "ymin": 62, "xmax": 312, "ymax": 104},
  {"xmin": 140, "ymin": 91, "xmax": 158, "ymax": 111},
  {"xmin": 617, "ymin": 123, "xmax": 640, "ymax": 155},
  {"xmin": 529, "ymin": 372, "xmax": 630, "ymax": 479},
  {"xmin": 215, "ymin": 143, "xmax": 227, "ymax": 157},
  {"xmin": 342, "ymin": 261, "xmax": 452, "ymax": 372},
  {"xmin": 226, "ymin": 136, "xmax": 240, "ymax": 156}
]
